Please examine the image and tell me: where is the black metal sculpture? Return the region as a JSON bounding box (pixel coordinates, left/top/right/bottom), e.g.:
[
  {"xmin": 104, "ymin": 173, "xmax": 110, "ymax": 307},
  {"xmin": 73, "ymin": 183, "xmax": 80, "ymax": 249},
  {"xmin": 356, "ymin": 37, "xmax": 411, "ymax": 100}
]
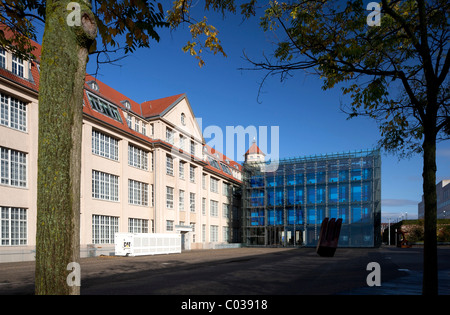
[{"xmin": 316, "ymin": 217, "xmax": 343, "ymax": 257}]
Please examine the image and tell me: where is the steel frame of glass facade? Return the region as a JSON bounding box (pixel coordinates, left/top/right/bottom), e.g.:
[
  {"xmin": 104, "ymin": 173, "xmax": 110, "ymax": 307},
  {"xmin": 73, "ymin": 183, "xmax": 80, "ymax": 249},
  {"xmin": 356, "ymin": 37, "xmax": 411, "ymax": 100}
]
[{"xmin": 242, "ymin": 149, "xmax": 381, "ymax": 247}]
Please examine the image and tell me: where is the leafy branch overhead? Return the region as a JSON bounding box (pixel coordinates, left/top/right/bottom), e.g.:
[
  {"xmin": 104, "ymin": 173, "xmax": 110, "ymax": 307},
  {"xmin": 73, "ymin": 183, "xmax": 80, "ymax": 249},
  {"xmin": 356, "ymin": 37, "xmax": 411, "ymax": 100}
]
[
  {"xmin": 167, "ymin": 0, "xmax": 235, "ymax": 67},
  {"xmin": 0, "ymin": 0, "xmax": 168, "ymax": 61}
]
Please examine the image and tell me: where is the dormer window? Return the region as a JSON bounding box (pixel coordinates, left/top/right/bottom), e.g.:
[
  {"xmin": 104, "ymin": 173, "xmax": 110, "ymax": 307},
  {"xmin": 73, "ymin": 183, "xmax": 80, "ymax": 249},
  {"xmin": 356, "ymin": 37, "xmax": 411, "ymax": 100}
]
[
  {"xmin": 12, "ymin": 55, "xmax": 23, "ymax": 77},
  {"xmin": 0, "ymin": 48, "xmax": 5, "ymax": 69},
  {"xmin": 121, "ymin": 100, "xmax": 131, "ymax": 110},
  {"xmin": 181, "ymin": 113, "xmax": 186, "ymax": 125},
  {"xmin": 87, "ymin": 80, "xmax": 99, "ymax": 91},
  {"xmin": 87, "ymin": 91, "xmax": 122, "ymax": 122}
]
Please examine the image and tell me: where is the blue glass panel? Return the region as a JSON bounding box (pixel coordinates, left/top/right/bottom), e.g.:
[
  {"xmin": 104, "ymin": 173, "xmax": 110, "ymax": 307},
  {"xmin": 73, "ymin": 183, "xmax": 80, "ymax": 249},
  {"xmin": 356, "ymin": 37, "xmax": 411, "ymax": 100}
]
[
  {"xmin": 329, "ymin": 207, "xmax": 338, "ymax": 219},
  {"xmin": 267, "ymin": 190, "xmax": 274, "ymax": 206},
  {"xmin": 362, "ymin": 183, "xmax": 371, "ymax": 201},
  {"xmin": 267, "ymin": 210, "xmax": 274, "ymax": 225},
  {"xmin": 362, "ymin": 168, "xmax": 372, "ymax": 180},
  {"xmin": 307, "ymin": 187, "xmax": 315, "ymax": 204},
  {"xmin": 329, "ymin": 186, "xmax": 338, "ymax": 202},
  {"xmin": 295, "ymin": 173, "xmax": 304, "ymax": 185},
  {"xmin": 287, "ymin": 207, "xmax": 295, "ymax": 225},
  {"xmin": 317, "ymin": 186, "xmax": 325, "ymax": 203},
  {"xmin": 275, "ymin": 209, "xmax": 284, "ymax": 225},
  {"xmin": 339, "ymin": 207, "xmax": 348, "ymax": 223},
  {"xmin": 339, "ymin": 185, "xmax": 347, "ymax": 202},
  {"xmin": 307, "ymin": 207, "xmax": 315, "ymax": 224},
  {"xmin": 352, "ymin": 206, "xmax": 361, "ymax": 223},
  {"xmin": 328, "ymin": 171, "xmax": 338, "ymax": 183},
  {"xmin": 276, "ymin": 175, "xmax": 284, "ymax": 187},
  {"xmin": 351, "ymin": 169, "xmax": 361, "ymax": 181},
  {"xmin": 295, "ymin": 189, "xmax": 303, "ymax": 205},
  {"xmin": 352, "ymin": 184, "xmax": 361, "ymax": 201},
  {"xmin": 317, "ymin": 207, "xmax": 325, "ymax": 223},
  {"xmin": 339, "ymin": 170, "xmax": 348, "ymax": 181},
  {"xmin": 297, "ymin": 209, "xmax": 304, "ymax": 225},
  {"xmin": 287, "ymin": 187, "xmax": 295, "ymax": 205},
  {"xmin": 287, "ymin": 174, "xmax": 295, "ymax": 185},
  {"xmin": 317, "ymin": 172, "xmax": 326, "ymax": 184},
  {"xmin": 275, "ymin": 188, "xmax": 284, "ymax": 206},
  {"xmin": 306, "ymin": 173, "xmax": 315, "ymax": 184}
]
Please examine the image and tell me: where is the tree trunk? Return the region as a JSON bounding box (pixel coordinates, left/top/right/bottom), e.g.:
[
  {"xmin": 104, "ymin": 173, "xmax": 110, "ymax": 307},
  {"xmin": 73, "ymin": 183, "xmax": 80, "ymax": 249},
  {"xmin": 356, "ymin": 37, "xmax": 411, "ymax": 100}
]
[
  {"xmin": 35, "ymin": 0, "xmax": 96, "ymax": 295},
  {"xmin": 422, "ymin": 132, "xmax": 438, "ymax": 295}
]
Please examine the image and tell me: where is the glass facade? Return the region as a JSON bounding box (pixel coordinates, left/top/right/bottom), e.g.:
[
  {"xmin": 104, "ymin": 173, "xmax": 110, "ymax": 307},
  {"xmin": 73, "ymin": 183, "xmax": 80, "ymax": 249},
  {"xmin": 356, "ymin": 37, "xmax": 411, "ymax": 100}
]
[{"xmin": 242, "ymin": 149, "xmax": 381, "ymax": 247}]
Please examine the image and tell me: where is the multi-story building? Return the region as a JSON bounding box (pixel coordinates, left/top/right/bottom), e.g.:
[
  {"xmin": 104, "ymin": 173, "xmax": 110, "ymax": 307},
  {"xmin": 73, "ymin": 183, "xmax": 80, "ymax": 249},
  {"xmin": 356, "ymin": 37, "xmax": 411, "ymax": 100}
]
[
  {"xmin": 0, "ymin": 39, "xmax": 242, "ymax": 262},
  {"xmin": 418, "ymin": 180, "xmax": 450, "ymax": 219},
  {"xmin": 242, "ymin": 143, "xmax": 382, "ymax": 247}
]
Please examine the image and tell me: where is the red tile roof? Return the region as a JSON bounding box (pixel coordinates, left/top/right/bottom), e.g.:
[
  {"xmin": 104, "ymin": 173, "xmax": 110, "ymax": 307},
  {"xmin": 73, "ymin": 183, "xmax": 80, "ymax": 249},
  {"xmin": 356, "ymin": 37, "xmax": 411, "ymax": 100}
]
[
  {"xmin": 0, "ymin": 25, "xmax": 40, "ymax": 92},
  {"xmin": 245, "ymin": 141, "xmax": 265, "ymax": 156},
  {"xmin": 141, "ymin": 93, "xmax": 185, "ymax": 118}
]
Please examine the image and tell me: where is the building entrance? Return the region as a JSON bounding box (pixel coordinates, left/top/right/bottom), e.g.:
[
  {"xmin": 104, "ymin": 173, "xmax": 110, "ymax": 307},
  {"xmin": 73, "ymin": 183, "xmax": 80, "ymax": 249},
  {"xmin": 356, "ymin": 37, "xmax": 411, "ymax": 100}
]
[{"xmin": 266, "ymin": 226, "xmax": 304, "ymax": 246}]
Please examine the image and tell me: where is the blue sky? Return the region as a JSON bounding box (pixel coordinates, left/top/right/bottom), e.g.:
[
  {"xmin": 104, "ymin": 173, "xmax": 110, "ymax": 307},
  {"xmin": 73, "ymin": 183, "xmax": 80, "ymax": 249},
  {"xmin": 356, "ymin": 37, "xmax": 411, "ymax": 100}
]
[{"xmin": 37, "ymin": 3, "xmax": 450, "ymax": 223}]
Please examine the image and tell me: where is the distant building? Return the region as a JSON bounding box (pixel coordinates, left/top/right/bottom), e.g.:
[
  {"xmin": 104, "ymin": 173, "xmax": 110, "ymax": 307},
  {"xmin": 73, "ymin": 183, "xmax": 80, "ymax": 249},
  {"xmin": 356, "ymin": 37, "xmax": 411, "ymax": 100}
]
[
  {"xmin": 418, "ymin": 180, "xmax": 450, "ymax": 219},
  {"xmin": 242, "ymin": 143, "xmax": 382, "ymax": 247}
]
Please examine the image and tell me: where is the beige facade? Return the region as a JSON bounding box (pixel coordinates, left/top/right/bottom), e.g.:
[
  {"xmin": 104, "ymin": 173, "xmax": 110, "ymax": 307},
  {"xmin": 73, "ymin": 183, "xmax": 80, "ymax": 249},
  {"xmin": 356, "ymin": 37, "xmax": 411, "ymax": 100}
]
[{"xmin": 0, "ymin": 45, "xmax": 242, "ymax": 262}]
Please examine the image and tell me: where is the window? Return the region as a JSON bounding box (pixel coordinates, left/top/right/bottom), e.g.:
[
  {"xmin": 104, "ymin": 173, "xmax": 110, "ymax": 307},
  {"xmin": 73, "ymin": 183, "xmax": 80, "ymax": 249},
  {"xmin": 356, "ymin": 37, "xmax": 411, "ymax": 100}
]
[
  {"xmin": 166, "ymin": 220, "xmax": 174, "ymax": 231},
  {"xmin": 210, "ymin": 200, "xmax": 218, "ymax": 217},
  {"xmin": 202, "ymin": 198, "xmax": 206, "ymax": 215},
  {"xmin": 1, "ymin": 147, "xmax": 26, "ymax": 187},
  {"xmin": 181, "ymin": 113, "xmax": 186, "ymax": 125},
  {"xmin": 220, "ymin": 163, "xmax": 232, "ymax": 176},
  {"xmin": 179, "ymin": 161, "xmax": 185, "ymax": 179},
  {"xmin": 92, "ymin": 170, "xmax": 119, "ymax": 201},
  {"xmin": 179, "ymin": 190, "xmax": 185, "ymax": 211},
  {"xmin": 134, "ymin": 119, "xmax": 140, "ymax": 133},
  {"xmin": 179, "ymin": 135, "xmax": 185, "ymax": 150},
  {"xmin": 210, "ymin": 177, "xmax": 219, "ymax": 193},
  {"xmin": 166, "ymin": 127, "xmax": 174, "ymax": 144},
  {"xmin": 190, "ymin": 140, "xmax": 195, "ymax": 156},
  {"xmin": 166, "ymin": 155, "xmax": 173, "ymax": 175},
  {"xmin": 128, "ymin": 179, "xmax": 148, "ymax": 206},
  {"xmin": 1, "ymin": 92, "xmax": 27, "ymax": 132},
  {"xmin": 142, "ymin": 123, "xmax": 147, "ymax": 136},
  {"xmin": 87, "ymin": 92, "xmax": 122, "ymax": 122},
  {"xmin": 191, "ymin": 223, "xmax": 196, "ymax": 242},
  {"xmin": 92, "ymin": 215, "xmax": 118, "ymax": 244},
  {"xmin": 223, "ymin": 226, "xmax": 229, "ymax": 243},
  {"xmin": 202, "ymin": 224, "xmax": 206, "ymax": 242},
  {"xmin": 150, "ymin": 184, "xmax": 154, "ymax": 207},
  {"xmin": 207, "ymin": 156, "xmax": 220, "ymax": 170},
  {"xmin": 190, "ymin": 192, "xmax": 196, "ymax": 212},
  {"xmin": 223, "ymin": 182, "xmax": 231, "ymax": 196},
  {"xmin": 126, "ymin": 114, "xmax": 132, "ymax": 128},
  {"xmin": 210, "ymin": 225, "xmax": 218, "ymax": 242},
  {"xmin": 92, "ymin": 130, "xmax": 119, "ymax": 161},
  {"xmin": 122, "ymin": 100, "xmax": 131, "ymax": 109},
  {"xmin": 128, "ymin": 218, "xmax": 148, "ymax": 233},
  {"xmin": 166, "ymin": 186, "xmax": 174, "ymax": 208},
  {"xmin": 12, "ymin": 55, "xmax": 23, "ymax": 77},
  {"xmin": 202, "ymin": 173, "xmax": 207, "ymax": 189},
  {"xmin": 222, "ymin": 203, "xmax": 229, "ymax": 218},
  {"xmin": 128, "ymin": 144, "xmax": 148, "ymax": 170},
  {"xmin": 190, "ymin": 165, "xmax": 195, "ymax": 182},
  {"xmin": 0, "ymin": 48, "xmax": 5, "ymax": 69},
  {"xmin": 88, "ymin": 80, "xmax": 99, "ymax": 91},
  {"xmin": 1, "ymin": 207, "xmax": 27, "ymax": 245}
]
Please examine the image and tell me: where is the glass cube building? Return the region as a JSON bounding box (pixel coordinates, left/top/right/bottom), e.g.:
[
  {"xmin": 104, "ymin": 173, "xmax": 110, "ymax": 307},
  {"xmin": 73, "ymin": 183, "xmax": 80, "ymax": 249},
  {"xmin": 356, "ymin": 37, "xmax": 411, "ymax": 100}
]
[{"xmin": 242, "ymin": 149, "xmax": 381, "ymax": 247}]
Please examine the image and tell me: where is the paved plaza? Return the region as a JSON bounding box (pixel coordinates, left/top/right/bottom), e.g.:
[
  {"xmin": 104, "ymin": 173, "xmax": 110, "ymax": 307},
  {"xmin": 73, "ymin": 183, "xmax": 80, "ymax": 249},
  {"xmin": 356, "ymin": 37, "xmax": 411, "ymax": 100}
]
[{"xmin": 1, "ymin": 246, "xmax": 449, "ymax": 295}]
